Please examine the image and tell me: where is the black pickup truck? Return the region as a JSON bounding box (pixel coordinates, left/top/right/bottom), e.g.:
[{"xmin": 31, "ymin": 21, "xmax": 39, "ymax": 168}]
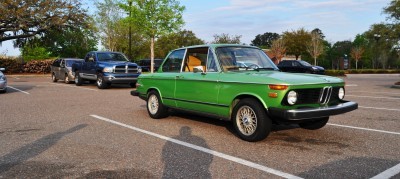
[{"xmin": 72, "ymin": 51, "xmax": 141, "ymax": 89}]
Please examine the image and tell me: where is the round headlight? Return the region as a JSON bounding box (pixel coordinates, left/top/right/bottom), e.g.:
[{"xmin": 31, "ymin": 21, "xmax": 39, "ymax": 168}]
[
  {"xmin": 338, "ymin": 87, "xmax": 345, "ymax": 99},
  {"xmin": 287, "ymin": 90, "xmax": 297, "ymax": 105}
]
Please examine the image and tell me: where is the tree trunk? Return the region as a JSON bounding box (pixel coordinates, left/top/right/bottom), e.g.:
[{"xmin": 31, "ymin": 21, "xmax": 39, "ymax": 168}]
[
  {"xmin": 314, "ymin": 57, "xmax": 317, "ymax": 66},
  {"xmin": 356, "ymin": 60, "xmax": 358, "ymax": 70},
  {"xmin": 150, "ymin": 37, "xmax": 155, "ymax": 73}
]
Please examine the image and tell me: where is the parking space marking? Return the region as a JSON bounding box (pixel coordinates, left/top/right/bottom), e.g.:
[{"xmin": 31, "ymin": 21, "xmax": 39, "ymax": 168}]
[
  {"xmin": 345, "ymin": 84, "xmax": 358, "ymax": 87},
  {"xmin": 349, "ymin": 91, "xmax": 400, "ymax": 95},
  {"xmin": 359, "ymin": 106, "xmax": 400, "ymax": 112},
  {"xmin": 90, "ymin": 114, "xmax": 302, "ymax": 179},
  {"xmin": 327, "ymin": 123, "xmax": 400, "ymax": 135},
  {"xmin": 346, "ymin": 95, "xmax": 400, "ymax": 100},
  {"xmin": 7, "ymin": 86, "xmax": 30, "ymax": 95},
  {"xmin": 370, "ymin": 163, "xmax": 400, "ymax": 179},
  {"xmin": 48, "ymin": 82, "xmax": 99, "ymax": 91}
]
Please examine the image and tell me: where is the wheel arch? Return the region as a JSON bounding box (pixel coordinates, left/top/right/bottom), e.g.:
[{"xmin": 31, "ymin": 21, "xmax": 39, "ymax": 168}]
[{"xmin": 229, "ymin": 93, "xmax": 268, "ymax": 119}]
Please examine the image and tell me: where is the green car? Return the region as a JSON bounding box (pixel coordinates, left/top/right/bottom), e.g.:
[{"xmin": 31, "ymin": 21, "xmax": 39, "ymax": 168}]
[{"xmin": 131, "ymin": 44, "xmax": 358, "ymax": 142}]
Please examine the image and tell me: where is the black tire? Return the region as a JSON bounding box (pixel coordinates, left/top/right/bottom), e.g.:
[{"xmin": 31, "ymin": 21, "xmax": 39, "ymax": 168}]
[
  {"xmin": 75, "ymin": 71, "xmax": 83, "ymax": 86},
  {"xmin": 96, "ymin": 73, "xmax": 110, "ymax": 89},
  {"xmin": 64, "ymin": 74, "xmax": 71, "ymax": 84},
  {"xmin": 51, "ymin": 73, "xmax": 58, "ymax": 82},
  {"xmin": 299, "ymin": 117, "xmax": 329, "ymax": 130},
  {"xmin": 232, "ymin": 98, "xmax": 271, "ymax": 142},
  {"xmin": 146, "ymin": 90, "xmax": 169, "ymax": 119}
]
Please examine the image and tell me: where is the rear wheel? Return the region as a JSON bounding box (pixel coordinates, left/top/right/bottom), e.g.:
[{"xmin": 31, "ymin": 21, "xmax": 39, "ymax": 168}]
[
  {"xmin": 232, "ymin": 98, "xmax": 271, "ymax": 142},
  {"xmin": 75, "ymin": 71, "xmax": 83, "ymax": 86},
  {"xmin": 147, "ymin": 90, "xmax": 169, "ymax": 119},
  {"xmin": 51, "ymin": 73, "xmax": 58, "ymax": 82},
  {"xmin": 299, "ymin": 117, "xmax": 329, "ymax": 130},
  {"xmin": 96, "ymin": 73, "xmax": 110, "ymax": 89}
]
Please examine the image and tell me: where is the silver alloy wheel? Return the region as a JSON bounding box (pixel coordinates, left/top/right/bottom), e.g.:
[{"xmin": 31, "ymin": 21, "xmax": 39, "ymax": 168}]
[
  {"xmin": 148, "ymin": 94, "xmax": 159, "ymax": 115},
  {"xmin": 97, "ymin": 76, "xmax": 103, "ymax": 86},
  {"xmin": 236, "ymin": 105, "xmax": 257, "ymax": 136},
  {"xmin": 52, "ymin": 74, "xmax": 56, "ymax": 81},
  {"xmin": 65, "ymin": 74, "xmax": 69, "ymax": 83}
]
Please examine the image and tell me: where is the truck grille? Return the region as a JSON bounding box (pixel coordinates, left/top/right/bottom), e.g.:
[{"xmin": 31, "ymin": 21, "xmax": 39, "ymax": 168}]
[
  {"xmin": 114, "ymin": 65, "xmax": 138, "ymax": 73},
  {"xmin": 282, "ymin": 87, "xmax": 341, "ymax": 106}
]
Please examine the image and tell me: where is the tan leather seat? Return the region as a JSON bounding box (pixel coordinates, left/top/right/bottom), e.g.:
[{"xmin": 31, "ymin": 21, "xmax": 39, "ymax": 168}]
[{"xmin": 187, "ymin": 56, "xmax": 202, "ymax": 72}]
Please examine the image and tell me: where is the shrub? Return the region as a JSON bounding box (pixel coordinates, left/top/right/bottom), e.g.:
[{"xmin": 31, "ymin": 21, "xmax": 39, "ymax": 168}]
[
  {"xmin": 23, "ymin": 59, "xmax": 54, "ymax": 73},
  {"xmin": 0, "ymin": 57, "xmax": 24, "ymax": 73}
]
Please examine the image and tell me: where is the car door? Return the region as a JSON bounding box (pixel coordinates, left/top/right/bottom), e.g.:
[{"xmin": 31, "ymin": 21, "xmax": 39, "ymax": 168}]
[
  {"xmin": 175, "ymin": 47, "xmax": 221, "ymax": 114},
  {"xmin": 52, "ymin": 59, "xmax": 61, "ymax": 78},
  {"xmin": 59, "ymin": 59, "xmax": 67, "ymax": 80}
]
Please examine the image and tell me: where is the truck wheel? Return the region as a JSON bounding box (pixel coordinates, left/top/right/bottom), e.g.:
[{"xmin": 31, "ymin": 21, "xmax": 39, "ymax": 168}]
[
  {"xmin": 232, "ymin": 98, "xmax": 271, "ymax": 142},
  {"xmin": 64, "ymin": 74, "xmax": 71, "ymax": 84},
  {"xmin": 51, "ymin": 73, "xmax": 58, "ymax": 82},
  {"xmin": 299, "ymin": 117, "xmax": 329, "ymax": 130},
  {"xmin": 75, "ymin": 71, "xmax": 83, "ymax": 86},
  {"xmin": 96, "ymin": 74, "xmax": 110, "ymax": 89},
  {"xmin": 147, "ymin": 90, "xmax": 169, "ymax": 119}
]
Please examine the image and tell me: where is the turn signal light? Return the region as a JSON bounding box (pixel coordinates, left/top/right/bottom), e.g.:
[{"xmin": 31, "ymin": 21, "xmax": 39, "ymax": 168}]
[{"xmin": 269, "ymin": 84, "xmax": 288, "ymax": 90}]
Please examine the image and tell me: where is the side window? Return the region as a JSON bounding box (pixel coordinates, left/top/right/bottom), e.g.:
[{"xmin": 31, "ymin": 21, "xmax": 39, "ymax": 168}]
[
  {"xmin": 183, "ymin": 47, "xmax": 208, "ymax": 72},
  {"xmin": 52, "ymin": 59, "xmax": 60, "ymax": 67},
  {"xmin": 162, "ymin": 49, "xmax": 185, "ymax": 72},
  {"xmin": 292, "ymin": 61, "xmax": 298, "ymax": 67},
  {"xmin": 60, "ymin": 59, "xmax": 65, "ymax": 67},
  {"xmin": 207, "ymin": 49, "xmax": 218, "ymax": 72}
]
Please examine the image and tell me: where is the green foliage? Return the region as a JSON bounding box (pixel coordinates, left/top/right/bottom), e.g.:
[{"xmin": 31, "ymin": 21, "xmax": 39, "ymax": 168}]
[
  {"xmin": 251, "ymin": 32, "xmax": 280, "ymax": 48},
  {"xmin": 212, "ymin": 33, "xmax": 242, "ymax": 44},
  {"xmin": 21, "ymin": 45, "xmax": 51, "ymax": 62},
  {"xmin": 282, "ymin": 28, "xmax": 311, "ymax": 60},
  {"xmin": 383, "ymin": 0, "xmax": 400, "ymax": 22},
  {"xmin": 155, "ymin": 30, "xmax": 205, "ymax": 58}
]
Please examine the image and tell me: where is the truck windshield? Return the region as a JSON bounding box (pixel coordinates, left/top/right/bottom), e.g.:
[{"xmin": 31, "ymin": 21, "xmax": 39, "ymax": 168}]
[
  {"xmin": 97, "ymin": 53, "xmax": 129, "ymax": 62},
  {"xmin": 215, "ymin": 47, "xmax": 278, "ymax": 72}
]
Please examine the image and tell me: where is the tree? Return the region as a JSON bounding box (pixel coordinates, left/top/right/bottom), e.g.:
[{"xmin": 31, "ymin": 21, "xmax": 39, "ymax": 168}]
[
  {"xmin": 269, "ymin": 38, "xmax": 286, "ymax": 64},
  {"xmin": 282, "ymin": 28, "xmax": 311, "ymax": 60},
  {"xmin": 383, "ymin": 0, "xmax": 400, "ymax": 22},
  {"xmin": 155, "ymin": 30, "xmax": 204, "ymax": 58},
  {"xmin": 331, "ymin": 41, "xmax": 352, "ymax": 69},
  {"xmin": 250, "ymin": 32, "xmax": 280, "ymax": 48},
  {"xmin": 306, "ymin": 31, "xmax": 324, "ymax": 65},
  {"xmin": 0, "ymin": 0, "xmax": 88, "ymax": 43},
  {"xmin": 350, "ymin": 46, "xmax": 365, "ymax": 69},
  {"xmin": 121, "ymin": 0, "xmax": 185, "ymax": 73},
  {"xmin": 212, "ymin": 33, "xmax": 242, "ymax": 44}
]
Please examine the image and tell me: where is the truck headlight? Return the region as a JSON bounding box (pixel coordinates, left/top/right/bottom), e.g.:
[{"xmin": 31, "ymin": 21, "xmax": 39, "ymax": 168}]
[
  {"xmin": 287, "ymin": 90, "xmax": 297, "ymax": 105},
  {"xmin": 103, "ymin": 67, "xmax": 113, "ymax": 73},
  {"xmin": 138, "ymin": 68, "xmax": 142, "ymax": 73},
  {"xmin": 338, "ymin": 87, "xmax": 345, "ymax": 99}
]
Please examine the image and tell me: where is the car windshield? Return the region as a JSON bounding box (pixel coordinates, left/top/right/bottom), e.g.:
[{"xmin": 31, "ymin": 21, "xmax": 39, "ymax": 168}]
[
  {"xmin": 299, "ymin": 60, "xmax": 312, "ymax": 67},
  {"xmin": 215, "ymin": 47, "xmax": 278, "ymax": 72},
  {"xmin": 97, "ymin": 53, "xmax": 129, "ymax": 62}
]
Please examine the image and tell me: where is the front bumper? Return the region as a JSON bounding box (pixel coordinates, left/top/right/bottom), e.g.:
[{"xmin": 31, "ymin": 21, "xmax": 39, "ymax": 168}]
[
  {"xmin": 131, "ymin": 90, "xmax": 146, "ymax": 100},
  {"xmin": 0, "ymin": 80, "xmax": 7, "ymax": 91},
  {"xmin": 268, "ymin": 101, "xmax": 358, "ymax": 121},
  {"xmin": 103, "ymin": 73, "xmax": 140, "ymax": 84}
]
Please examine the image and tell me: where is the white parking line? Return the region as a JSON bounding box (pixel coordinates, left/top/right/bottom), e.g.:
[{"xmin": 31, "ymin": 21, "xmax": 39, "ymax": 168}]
[
  {"xmin": 359, "ymin": 106, "xmax": 400, "ymax": 112},
  {"xmin": 7, "ymin": 86, "xmax": 30, "ymax": 95},
  {"xmin": 327, "ymin": 123, "xmax": 400, "ymax": 135},
  {"xmin": 90, "ymin": 114, "xmax": 302, "ymax": 179},
  {"xmin": 349, "ymin": 91, "xmax": 400, "ymax": 95},
  {"xmin": 345, "ymin": 84, "xmax": 358, "ymax": 87},
  {"xmin": 346, "ymin": 95, "xmax": 400, "ymax": 100},
  {"xmin": 48, "ymin": 82, "xmax": 99, "ymax": 91},
  {"xmin": 370, "ymin": 163, "xmax": 400, "ymax": 179}
]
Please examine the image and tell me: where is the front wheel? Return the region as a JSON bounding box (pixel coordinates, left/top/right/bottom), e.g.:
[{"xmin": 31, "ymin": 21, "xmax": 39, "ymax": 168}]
[
  {"xmin": 147, "ymin": 90, "xmax": 169, "ymax": 119},
  {"xmin": 96, "ymin": 74, "xmax": 110, "ymax": 89},
  {"xmin": 64, "ymin": 74, "xmax": 71, "ymax": 84},
  {"xmin": 299, "ymin": 117, "xmax": 329, "ymax": 130},
  {"xmin": 232, "ymin": 98, "xmax": 271, "ymax": 142}
]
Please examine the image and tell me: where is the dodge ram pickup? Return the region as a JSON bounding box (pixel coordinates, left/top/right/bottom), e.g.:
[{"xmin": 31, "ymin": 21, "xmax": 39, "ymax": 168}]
[{"xmin": 72, "ymin": 51, "xmax": 141, "ymax": 89}]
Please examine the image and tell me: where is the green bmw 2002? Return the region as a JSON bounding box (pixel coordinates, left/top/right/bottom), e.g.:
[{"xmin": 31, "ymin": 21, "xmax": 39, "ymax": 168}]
[{"xmin": 131, "ymin": 44, "xmax": 358, "ymax": 142}]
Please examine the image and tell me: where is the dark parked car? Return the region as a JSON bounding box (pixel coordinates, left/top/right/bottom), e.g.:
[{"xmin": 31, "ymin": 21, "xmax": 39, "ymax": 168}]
[
  {"xmin": 138, "ymin": 59, "xmax": 163, "ymax": 72},
  {"xmin": 51, "ymin": 58, "xmax": 84, "ymax": 83},
  {"xmin": 277, "ymin": 60, "xmax": 325, "ymax": 74},
  {"xmin": 0, "ymin": 68, "xmax": 7, "ymax": 93}
]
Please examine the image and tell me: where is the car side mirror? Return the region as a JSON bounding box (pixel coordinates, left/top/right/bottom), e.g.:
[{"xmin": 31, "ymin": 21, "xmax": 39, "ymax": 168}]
[
  {"xmin": 193, "ymin": 66, "xmax": 205, "ymax": 74},
  {"xmin": 88, "ymin": 57, "xmax": 94, "ymax": 62}
]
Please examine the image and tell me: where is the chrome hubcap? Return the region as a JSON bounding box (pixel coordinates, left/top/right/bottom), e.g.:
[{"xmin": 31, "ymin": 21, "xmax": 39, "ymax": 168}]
[
  {"xmin": 236, "ymin": 106, "xmax": 257, "ymax": 136},
  {"xmin": 148, "ymin": 94, "xmax": 159, "ymax": 114},
  {"xmin": 97, "ymin": 77, "xmax": 102, "ymax": 86}
]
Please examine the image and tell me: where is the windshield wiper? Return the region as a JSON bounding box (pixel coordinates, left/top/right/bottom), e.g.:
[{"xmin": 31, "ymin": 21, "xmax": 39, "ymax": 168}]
[{"xmin": 254, "ymin": 67, "xmax": 277, "ymax": 72}]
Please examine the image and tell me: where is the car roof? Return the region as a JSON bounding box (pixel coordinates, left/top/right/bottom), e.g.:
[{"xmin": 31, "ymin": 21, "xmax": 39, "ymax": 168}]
[
  {"xmin": 61, "ymin": 58, "xmax": 84, "ymax": 61},
  {"xmin": 173, "ymin": 44, "xmax": 260, "ymax": 51}
]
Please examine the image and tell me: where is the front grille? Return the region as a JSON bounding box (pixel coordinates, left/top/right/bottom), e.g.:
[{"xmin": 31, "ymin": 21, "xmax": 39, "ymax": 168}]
[
  {"xmin": 282, "ymin": 87, "xmax": 341, "ymax": 106},
  {"xmin": 114, "ymin": 65, "xmax": 138, "ymax": 74}
]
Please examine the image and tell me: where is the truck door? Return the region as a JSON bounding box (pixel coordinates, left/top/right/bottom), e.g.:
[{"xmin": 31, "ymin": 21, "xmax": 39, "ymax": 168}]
[{"xmin": 82, "ymin": 52, "xmax": 97, "ymax": 80}]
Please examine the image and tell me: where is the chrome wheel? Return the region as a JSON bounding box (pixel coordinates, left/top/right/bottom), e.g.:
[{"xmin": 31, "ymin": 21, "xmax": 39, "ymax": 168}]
[
  {"xmin": 64, "ymin": 74, "xmax": 70, "ymax": 83},
  {"xmin": 97, "ymin": 76, "xmax": 103, "ymax": 86},
  {"xmin": 51, "ymin": 73, "xmax": 57, "ymax": 82},
  {"xmin": 236, "ymin": 105, "xmax": 257, "ymax": 136},
  {"xmin": 148, "ymin": 94, "xmax": 159, "ymax": 115}
]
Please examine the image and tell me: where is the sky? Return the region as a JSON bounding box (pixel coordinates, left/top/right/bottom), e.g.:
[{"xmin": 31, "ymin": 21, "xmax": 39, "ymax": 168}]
[{"xmin": 0, "ymin": 0, "xmax": 392, "ymax": 56}]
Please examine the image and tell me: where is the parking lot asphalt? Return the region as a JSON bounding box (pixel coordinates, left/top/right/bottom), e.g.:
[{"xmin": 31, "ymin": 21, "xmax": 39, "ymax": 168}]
[{"xmin": 0, "ymin": 74, "xmax": 399, "ymax": 178}]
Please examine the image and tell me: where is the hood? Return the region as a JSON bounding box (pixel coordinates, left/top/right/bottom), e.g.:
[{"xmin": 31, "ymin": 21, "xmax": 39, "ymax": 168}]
[
  {"xmin": 313, "ymin": 66, "xmax": 325, "ymax": 71},
  {"xmin": 224, "ymin": 71, "xmax": 343, "ymax": 85},
  {"xmin": 98, "ymin": 61, "xmax": 137, "ymax": 66}
]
